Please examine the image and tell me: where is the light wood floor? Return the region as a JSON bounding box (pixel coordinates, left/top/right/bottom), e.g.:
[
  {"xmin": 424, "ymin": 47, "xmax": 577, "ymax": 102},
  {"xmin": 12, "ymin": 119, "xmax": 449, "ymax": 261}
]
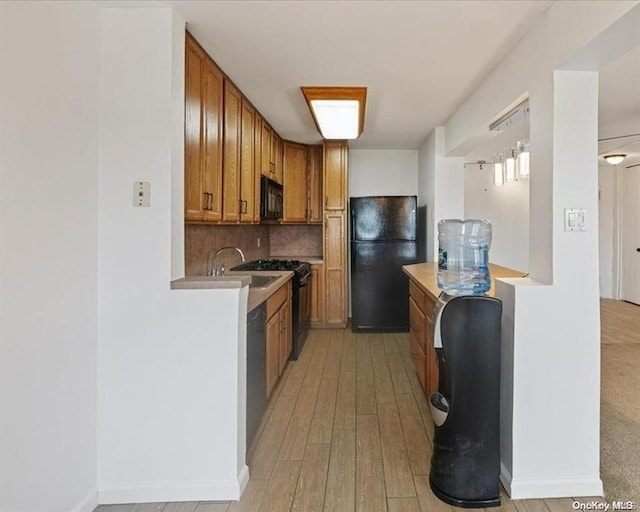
[{"xmin": 95, "ymin": 322, "xmax": 615, "ymax": 512}]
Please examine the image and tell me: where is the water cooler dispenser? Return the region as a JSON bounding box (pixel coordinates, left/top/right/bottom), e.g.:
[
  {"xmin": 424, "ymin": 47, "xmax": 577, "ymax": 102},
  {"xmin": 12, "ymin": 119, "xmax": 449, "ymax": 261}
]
[{"xmin": 428, "ymin": 292, "xmax": 502, "ymax": 507}]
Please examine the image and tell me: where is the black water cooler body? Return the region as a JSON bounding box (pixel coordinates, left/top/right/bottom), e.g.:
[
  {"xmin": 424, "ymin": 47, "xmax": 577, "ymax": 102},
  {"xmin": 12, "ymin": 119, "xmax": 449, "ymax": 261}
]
[{"xmin": 429, "ymin": 294, "xmax": 502, "ymax": 508}]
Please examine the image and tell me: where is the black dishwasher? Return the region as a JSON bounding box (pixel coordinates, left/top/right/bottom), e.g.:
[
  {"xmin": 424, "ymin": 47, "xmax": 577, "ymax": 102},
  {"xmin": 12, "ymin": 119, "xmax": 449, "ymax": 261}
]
[{"xmin": 246, "ymin": 302, "xmax": 266, "ymax": 455}]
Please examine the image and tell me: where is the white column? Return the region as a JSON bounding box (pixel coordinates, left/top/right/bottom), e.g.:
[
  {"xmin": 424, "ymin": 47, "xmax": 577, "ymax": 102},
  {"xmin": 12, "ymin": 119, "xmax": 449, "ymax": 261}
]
[{"xmin": 498, "ymin": 70, "xmax": 602, "ymax": 499}]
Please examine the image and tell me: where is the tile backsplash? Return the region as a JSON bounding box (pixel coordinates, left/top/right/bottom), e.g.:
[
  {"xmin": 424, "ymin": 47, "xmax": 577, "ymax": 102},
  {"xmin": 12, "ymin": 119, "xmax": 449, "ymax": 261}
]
[
  {"xmin": 269, "ymin": 224, "xmax": 323, "ymax": 257},
  {"xmin": 185, "ymin": 224, "xmax": 270, "ymax": 276},
  {"xmin": 185, "ymin": 223, "xmax": 324, "ymax": 276}
]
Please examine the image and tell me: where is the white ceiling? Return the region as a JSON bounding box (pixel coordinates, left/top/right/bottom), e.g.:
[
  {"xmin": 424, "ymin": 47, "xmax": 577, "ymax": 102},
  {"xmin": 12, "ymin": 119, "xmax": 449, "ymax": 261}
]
[
  {"xmin": 168, "ymin": 0, "xmax": 553, "ymax": 149},
  {"xmin": 167, "ymin": 0, "xmax": 640, "ymax": 167}
]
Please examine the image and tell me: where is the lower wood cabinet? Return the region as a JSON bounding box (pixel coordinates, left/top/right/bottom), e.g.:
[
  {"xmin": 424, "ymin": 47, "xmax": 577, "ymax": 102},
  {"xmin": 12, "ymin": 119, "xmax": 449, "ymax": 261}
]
[
  {"xmin": 309, "ymin": 263, "xmax": 325, "ymax": 325},
  {"xmin": 408, "ymin": 278, "xmax": 438, "ymax": 397},
  {"xmin": 265, "ymin": 281, "xmax": 292, "ymax": 398}
]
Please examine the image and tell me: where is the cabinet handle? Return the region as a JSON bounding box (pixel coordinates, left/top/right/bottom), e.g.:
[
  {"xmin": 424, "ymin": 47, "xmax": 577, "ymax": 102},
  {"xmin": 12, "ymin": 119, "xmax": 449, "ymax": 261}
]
[
  {"xmin": 207, "ymin": 193, "xmax": 213, "ymax": 211},
  {"xmin": 244, "ymin": 200, "xmax": 248, "ymax": 214},
  {"xmin": 203, "ymin": 192, "xmax": 209, "ymax": 210}
]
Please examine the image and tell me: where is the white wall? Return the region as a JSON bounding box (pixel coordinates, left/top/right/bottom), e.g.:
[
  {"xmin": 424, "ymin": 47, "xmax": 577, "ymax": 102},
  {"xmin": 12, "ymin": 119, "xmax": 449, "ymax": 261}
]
[
  {"xmin": 417, "ymin": 127, "xmax": 465, "ymax": 261},
  {"xmin": 0, "ymin": 2, "xmax": 100, "ymax": 511},
  {"xmin": 464, "ymin": 169, "xmax": 529, "ymax": 272},
  {"xmin": 598, "ymin": 165, "xmax": 615, "ymax": 298},
  {"xmin": 418, "ymin": 132, "xmax": 436, "ymax": 260},
  {"xmin": 97, "ymin": 8, "xmax": 248, "ymax": 502},
  {"xmin": 348, "ymin": 149, "xmax": 418, "ymax": 197}
]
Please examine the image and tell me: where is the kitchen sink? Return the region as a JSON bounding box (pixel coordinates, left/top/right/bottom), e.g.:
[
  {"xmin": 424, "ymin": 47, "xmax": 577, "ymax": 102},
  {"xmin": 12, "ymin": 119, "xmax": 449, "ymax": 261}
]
[{"xmin": 248, "ymin": 274, "xmax": 279, "ymax": 289}]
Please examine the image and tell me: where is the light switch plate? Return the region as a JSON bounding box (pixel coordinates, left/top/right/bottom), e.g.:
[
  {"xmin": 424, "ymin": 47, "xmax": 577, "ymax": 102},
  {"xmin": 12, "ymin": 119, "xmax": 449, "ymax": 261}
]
[
  {"xmin": 133, "ymin": 181, "xmax": 150, "ymax": 207},
  {"xmin": 564, "ymin": 208, "xmax": 586, "ymax": 231}
]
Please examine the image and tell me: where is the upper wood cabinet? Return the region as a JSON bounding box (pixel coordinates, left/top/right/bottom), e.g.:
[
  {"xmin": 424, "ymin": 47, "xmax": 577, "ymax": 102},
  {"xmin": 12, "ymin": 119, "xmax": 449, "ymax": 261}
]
[
  {"xmin": 273, "ymin": 134, "xmax": 283, "ymax": 184},
  {"xmin": 323, "ymin": 140, "xmax": 348, "ymax": 211},
  {"xmin": 222, "ymin": 80, "xmax": 242, "ymax": 222},
  {"xmin": 282, "ymin": 141, "xmax": 309, "ymax": 223},
  {"xmin": 307, "ymin": 146, "xmax": 323, "ymax": 224},
  {"xmin": 240, "ymin": 98, "xmax": 259, "ymax": 222},
  {"xmin": 261, "ymin": 122, "xmax": 274, "ymax": 180},
  {"xmin": 184, "ymin": 34, "xmax": 223, "ymax": 222}
]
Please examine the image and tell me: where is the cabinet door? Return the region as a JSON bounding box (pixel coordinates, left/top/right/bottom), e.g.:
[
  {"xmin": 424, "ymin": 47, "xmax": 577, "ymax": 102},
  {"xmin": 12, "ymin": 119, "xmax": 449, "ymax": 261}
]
[
  {"xmin": 279, "ymin": 298, "xmax": 291, "ymax": 375},
  {"xmin": 202, "ymin": 58, "xmax": 223, "ymax": 222},
  {"xmin": 255, "ymin": 114, "xmax": 267, "ymax": 179},
  {"xmin": 282, "ymin": 141, "xmax": 308, "ymax": 223},
  {"xmin": 239, "ymin": 98, "xmax": 256, "ymax": 223},
  {"xmin": 261, "ymin": 122, "xmax": 273, "ymax": 180},
  {"xmin": 273, "ymin": 134, "xmax": 283, "ymax": 184},
  {"xmin": 323, "ymin": 140, "xmax": 348, "ymax": 211},
  {"xmin": 324, "ymin": 211, "xmax": 346, "ymax": 325},
  {"xmin": 266, "ymin": 312, "xmax": 280, "ymax": 398},
  {"xmin": 184, "ymin": 36, "xmax": 205, "ymax": 221},
  {"xmin": 310, "ymin": 263, "xmax": 325, "ymax": 324},
  {"xmin": 307, "ymin": 146, "xmax": 323, "ymax": 224},
  {"xmin": 222, "ymin": 80, "xmax": 242, "ymax": 222}
]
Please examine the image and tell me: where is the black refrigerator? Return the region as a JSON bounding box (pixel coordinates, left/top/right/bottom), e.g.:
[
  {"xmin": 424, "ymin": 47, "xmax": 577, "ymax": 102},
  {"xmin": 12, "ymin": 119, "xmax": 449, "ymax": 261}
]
[{"xmin": 350, "ymin": 195, "xmax": 419, "ymax": 332}]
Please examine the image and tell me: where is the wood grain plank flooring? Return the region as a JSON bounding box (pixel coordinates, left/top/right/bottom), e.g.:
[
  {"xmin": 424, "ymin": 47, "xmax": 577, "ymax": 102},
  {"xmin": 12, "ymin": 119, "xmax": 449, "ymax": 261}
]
[
  {"xmin": 279, "ymin": 386, "xmax": 318, "ymax": 461},
  {"xmin": 258, "ymin": 460, "xmax": 302, "ymax": 512},
  {"xmin": 227, "ymin": 480, "xmax": 267, "ymax": 512},
  {"xmin": 306, "ymin": 377, "xmax": 339, "ymax": 444},
  {"xmin": 334, "ymin": 370, "xmax": 356, "ymax": 429},
  {"xmin": 356, "ymin": 414, "xmax": 386, "ymax": 512},
  {"xmin": 378, "ymin": 401, "xmax": 416, "ymax": 498},
  {"xmin": 291, "ymin": 443, "xmax": 331, "ymax": 512},
  {"xmin": 324, "ymin": 429, "xmax": 356, "ymax": 511},
  {"xmin": 97, "ymin": 299, "xmax": 637, "ymax": 511},
  {"xmin": 387, "ymin": 497, "xmax": 420, "ymax": 512}
]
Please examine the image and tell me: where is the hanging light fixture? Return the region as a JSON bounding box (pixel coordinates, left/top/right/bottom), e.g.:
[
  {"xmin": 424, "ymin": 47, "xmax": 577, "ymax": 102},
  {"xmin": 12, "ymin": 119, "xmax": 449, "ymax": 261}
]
[
  {"xmin": 516, "ymin": 139, "xmax": 530, "ymax": 178},
  {"xmin": 504, "ymin": 147, "xmax": 517, "ymax": 182},
  {"xmin": 493, "ymin": 154, "xmax": 504, "ymax": 186},
  {"xmin": 604, "ymin": 154, "xmax": 626, "ymax": 166},
  {"xmin": 300, "ymin": 86, "xmax": 367, "ymax": 139},
  {"xmin": 489, "ymin": 100, "xmax": 529, "ymax": 185}
]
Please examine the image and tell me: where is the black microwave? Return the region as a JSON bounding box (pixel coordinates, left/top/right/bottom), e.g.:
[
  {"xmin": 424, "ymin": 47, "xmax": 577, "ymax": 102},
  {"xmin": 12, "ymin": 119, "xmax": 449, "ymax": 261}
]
[{"xmin": 260, "ymin": 176, "xmax": 283, "ymax": 219}]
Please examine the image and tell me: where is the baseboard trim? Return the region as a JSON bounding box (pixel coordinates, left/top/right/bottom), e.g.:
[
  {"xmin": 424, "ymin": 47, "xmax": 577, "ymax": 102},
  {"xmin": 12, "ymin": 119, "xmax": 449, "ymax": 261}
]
[
  {"xmin": 98, "ymin": 474, "xmax": 248, "ymax": 504},
  {"xmin": 70, "ymin": 489, "xmax": 98, "ymax": 512},
  {"xmin": 506, "ymin": 474, "xmax": 603, "ymax": 499}
]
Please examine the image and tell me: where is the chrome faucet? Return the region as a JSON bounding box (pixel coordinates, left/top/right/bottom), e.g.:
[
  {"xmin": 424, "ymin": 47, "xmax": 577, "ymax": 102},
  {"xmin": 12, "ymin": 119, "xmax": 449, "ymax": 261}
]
[{"xmin": 211, "ymin": 246, "xmax": 246, "ymax": 276}]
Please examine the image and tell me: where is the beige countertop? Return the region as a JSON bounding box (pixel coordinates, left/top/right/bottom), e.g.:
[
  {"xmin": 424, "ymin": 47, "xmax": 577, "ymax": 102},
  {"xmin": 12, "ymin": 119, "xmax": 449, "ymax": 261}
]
[
  {"xmin": 402, "ymin": 262, "xmax": 526, "ymax": 300},
  {"xmin": 171, "ymin": 271, "xmax": 293, "ymax": 312}
]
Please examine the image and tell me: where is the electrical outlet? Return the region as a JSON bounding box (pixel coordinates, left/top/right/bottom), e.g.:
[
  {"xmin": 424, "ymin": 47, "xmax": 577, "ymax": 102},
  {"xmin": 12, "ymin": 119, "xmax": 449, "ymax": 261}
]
[{"xmin": 133, "ymin": 181, "xmax": 150, "ymax": 207}]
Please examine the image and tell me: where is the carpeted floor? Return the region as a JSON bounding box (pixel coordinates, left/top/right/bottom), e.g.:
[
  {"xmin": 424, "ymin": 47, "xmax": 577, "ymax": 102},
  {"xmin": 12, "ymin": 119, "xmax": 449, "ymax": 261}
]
[{"xmin": 600, "ymin": 299, "xmax": 640, "ymax": 501}]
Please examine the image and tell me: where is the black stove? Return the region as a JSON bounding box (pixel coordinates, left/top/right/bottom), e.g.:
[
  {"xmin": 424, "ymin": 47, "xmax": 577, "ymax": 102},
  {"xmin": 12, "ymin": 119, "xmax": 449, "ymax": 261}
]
[
  {"xmin": 235, "ymin": 259, "xmax": 304, "ymax": 272},
  {"xmin": 233, "ymin": 259, "xmax": 312, "ymax": 360}
]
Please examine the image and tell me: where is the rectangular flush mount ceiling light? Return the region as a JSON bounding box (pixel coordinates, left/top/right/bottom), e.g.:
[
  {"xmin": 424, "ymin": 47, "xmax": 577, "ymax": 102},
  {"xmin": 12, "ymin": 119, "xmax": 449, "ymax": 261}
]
[{"xmin": 301, "ymin": 86, "xmax": 367, "ymax": 140}]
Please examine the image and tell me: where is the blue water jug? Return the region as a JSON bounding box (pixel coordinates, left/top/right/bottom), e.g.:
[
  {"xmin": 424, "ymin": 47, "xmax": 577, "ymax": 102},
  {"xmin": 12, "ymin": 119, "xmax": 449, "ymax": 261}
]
[{"xmin": 437, "ymin": 219, "xmax": 492, "ymax": 295}]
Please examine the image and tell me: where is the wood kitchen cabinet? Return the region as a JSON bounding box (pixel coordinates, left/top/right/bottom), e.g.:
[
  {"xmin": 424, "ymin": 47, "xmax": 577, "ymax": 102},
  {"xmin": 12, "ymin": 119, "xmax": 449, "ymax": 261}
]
[
  {"xmin": 184, "ymin": 33, "xmax": 223, "ymax": 222},
  {"xmin": 323, "ymin": 140, "xmax": 348, "ymax": 211},
  {"xmin": 222, "ymin": 80, "xmax": 242, "ymax": 222},
  {"xmin": 282, "ymin": 141, "xmax": 309, "ymax": 223},
  {"xmin": 324, "ymin": 211, "xmax": 347, "ymax": 325},
  {"xmin": 307, "ymin": 145, "xmax": 323, "ymax": 224},
  {"xmin": 265, "ymin": 281, "xmax": 292, "ymax": 398},
  {"xmin": 261, "ymin": 122, "xmax": 276, "ymax": 182},
  {"xmin": 408, "ymin": 280, "xmax": 438, "ymax": 396},
  {"xmin": 240, "ymin": 98, "xmax": 259, "ymax": 222},
  {"xmin": 309, "ymin": 263, "xmax": 325, "ymax": 325},
  {"xmin": 322, "ymin": 140, "xmax": 348, "ymax": 327}
]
